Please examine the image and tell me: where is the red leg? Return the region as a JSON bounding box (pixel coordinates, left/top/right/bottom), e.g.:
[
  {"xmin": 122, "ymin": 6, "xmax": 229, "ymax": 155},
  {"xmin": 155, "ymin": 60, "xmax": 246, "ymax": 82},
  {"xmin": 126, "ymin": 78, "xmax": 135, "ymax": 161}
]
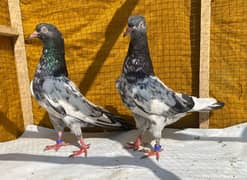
[
  {"xmin": 44, "ymin": 132, "xmax": 69, "ymax": 151},
  {"xmin": 126, "ymin": 135, "xmax": 143, "ymax": 151},
  {"xmin": 44, "ymin": 140, "xmax": 69, "ymax": 151},
  {"xmin": 142, "ymin": 144, "xmax": 163, "ymax": 161},
  {"xmin": 69, "ymin": 137, "xmax": 90, "ymax": 158}
]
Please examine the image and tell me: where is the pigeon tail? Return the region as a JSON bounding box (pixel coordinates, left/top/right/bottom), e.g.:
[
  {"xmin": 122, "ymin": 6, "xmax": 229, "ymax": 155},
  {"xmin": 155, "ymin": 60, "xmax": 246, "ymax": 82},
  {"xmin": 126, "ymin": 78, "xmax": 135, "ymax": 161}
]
[
  {"xmin": 189, "ymin": 97, "xmax": 224, "ymax": 112},
  {"xmin": 95, "ymin": 111, "xmax": 135, "ymax": 130}
]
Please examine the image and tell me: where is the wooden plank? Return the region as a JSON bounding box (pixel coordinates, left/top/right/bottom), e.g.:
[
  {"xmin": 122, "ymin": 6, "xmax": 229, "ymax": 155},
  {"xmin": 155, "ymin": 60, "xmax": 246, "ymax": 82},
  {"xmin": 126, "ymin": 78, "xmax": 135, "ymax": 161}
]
[
  {"xmin": 0, "ymin": 25, "xmax": 18, "ymax": 37},
  {"xmin": 8, "ymin": 0, "xmax": 34, "ymax": 127},
  {"xmin": 199, "ymin": 0, "xmax": 211, "ymax": 128}
]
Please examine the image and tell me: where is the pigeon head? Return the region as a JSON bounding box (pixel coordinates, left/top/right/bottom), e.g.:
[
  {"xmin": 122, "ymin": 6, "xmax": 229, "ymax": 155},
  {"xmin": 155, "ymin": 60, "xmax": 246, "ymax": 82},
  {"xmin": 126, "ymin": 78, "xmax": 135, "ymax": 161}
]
[
  {"xmin": 122, "ymin": 15, "xmax": 154, "ymax": 79},
  {"xmin": 123, "ymin": 15, "xmax": 146, "ymax": 37},
  {"xmin": 30, "ymin": 23, "xmax": 68, "ymax": 77},
  {"xmin": 29, "ymin": 23, "xmax": 63, "ymax": 43}
]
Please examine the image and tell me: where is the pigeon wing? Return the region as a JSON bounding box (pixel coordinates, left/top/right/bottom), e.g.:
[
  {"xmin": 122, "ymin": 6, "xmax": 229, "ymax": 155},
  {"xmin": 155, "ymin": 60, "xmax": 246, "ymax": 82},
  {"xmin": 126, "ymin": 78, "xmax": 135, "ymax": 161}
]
[
  {"xmin": 131, "ymin": 76, "xmax": 195, "ymax": 116},
  {"xmin": 42, "ymin": 76, "xmax": 122, "ymax": 127}
]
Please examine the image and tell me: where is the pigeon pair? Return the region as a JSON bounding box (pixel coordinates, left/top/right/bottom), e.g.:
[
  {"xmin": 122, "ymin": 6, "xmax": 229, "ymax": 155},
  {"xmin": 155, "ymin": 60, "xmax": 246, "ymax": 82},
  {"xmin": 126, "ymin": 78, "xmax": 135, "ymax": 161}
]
[{"xmin": 30, "ymin": 15, "xmax": 223, "ymax": 160}]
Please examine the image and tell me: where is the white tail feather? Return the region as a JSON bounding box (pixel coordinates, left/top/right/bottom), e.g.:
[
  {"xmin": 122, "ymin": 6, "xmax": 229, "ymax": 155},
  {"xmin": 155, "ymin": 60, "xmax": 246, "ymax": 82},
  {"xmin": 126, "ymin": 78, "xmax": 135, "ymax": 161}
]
[{"xmin": 190, "ymin": 97, "xmax": 223, "ymax": 112}]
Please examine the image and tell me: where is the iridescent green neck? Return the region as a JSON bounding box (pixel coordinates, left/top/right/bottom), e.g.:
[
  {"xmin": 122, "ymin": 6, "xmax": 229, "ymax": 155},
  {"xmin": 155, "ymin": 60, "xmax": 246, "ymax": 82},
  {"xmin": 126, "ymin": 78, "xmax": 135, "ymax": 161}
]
[{"xmin": 40, "ymin": 39, "xmax": 68, "ymax": 76}]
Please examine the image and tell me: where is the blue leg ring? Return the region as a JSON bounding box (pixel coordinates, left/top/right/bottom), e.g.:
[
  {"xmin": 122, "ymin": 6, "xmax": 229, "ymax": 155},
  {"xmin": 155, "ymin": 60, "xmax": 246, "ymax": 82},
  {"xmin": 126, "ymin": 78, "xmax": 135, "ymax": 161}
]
[
  {"xmin": 56, "ymin": 139, "xmax": 63, "ymax": 144},
  {"xmin": 153, "ymin": 144, "xmax": 162, "ymax": 151}
]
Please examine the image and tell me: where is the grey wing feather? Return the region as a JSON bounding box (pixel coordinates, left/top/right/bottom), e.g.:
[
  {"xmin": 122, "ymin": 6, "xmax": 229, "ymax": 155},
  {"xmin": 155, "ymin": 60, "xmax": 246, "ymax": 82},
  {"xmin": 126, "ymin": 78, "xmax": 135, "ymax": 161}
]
[
  {"xmin": 116, "ymin": 76, "xmax": 136, "ymax": 109},
  {"xmin": 42, "ymin": 76, "xmax": 119, "ymax": 126},
  {"xmin": 131, "ymin": 76, "xmax": 195, "ymax": 115}
]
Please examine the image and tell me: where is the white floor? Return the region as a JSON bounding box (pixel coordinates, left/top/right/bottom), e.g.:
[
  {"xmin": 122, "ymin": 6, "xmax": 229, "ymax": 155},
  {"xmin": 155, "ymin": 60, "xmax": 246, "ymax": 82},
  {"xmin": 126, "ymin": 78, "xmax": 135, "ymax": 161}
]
[{"xmin": 0, "ymin": 123, "xmax": 247, "ymax": 180}]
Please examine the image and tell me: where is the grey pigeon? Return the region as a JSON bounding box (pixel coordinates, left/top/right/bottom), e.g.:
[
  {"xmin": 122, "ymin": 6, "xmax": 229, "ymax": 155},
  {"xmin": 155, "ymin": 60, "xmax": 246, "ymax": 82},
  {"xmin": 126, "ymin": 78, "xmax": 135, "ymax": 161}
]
[
  {"xmin": 116, "ymin": 15, "xmax": 224, "ymax": 160},
  {"xmin": 29, "ymin": 23, "xmax": 133, "ymax": 157}
]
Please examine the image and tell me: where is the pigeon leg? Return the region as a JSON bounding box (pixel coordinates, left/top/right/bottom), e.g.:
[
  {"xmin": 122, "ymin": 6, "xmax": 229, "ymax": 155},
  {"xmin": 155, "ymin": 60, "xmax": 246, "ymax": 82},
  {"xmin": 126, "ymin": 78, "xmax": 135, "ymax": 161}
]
[
  {"xmin": 142, "ymin": 138, "xmax": 163, "ymax": 161},
  {"xmin": 44, "ymin": 131, "xmax": 69, "ymax": 151},
  {"xmin": 126, "ymin": 114, "xmax": 149, "ymax": 151},
  {"xmin": 69, "ymin": 136, "xmax": 90, "ymax": 158},
  {"xmin": 126, "ymin": 135, "xmax": 143, "ymax": 151}
]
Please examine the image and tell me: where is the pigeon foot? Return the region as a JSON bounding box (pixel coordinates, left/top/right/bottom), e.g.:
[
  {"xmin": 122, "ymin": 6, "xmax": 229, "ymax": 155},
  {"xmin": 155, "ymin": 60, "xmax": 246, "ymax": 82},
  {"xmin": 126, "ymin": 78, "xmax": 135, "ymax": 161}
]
[
  {"xmin": 69, "ymin": 144, "xmax": 90, "ymax": 158},
  {"xmin": 141, "ymin": 144, "xmax": 163, "ymax": 161},
  {"xmin": 44, "ymin": 139, "xmax": 69, "ymax": 151}
]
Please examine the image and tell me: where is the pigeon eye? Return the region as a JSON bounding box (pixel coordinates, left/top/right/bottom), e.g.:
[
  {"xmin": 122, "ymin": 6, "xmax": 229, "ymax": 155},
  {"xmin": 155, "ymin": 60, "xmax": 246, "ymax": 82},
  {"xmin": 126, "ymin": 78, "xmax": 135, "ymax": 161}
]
[
  {"xmin": 41, "ymin": 26, "xmax": 48, "ymax": 33},
  {"xmin": 139, "ymin": 22, "xmax": 145, "ymax": 29}
]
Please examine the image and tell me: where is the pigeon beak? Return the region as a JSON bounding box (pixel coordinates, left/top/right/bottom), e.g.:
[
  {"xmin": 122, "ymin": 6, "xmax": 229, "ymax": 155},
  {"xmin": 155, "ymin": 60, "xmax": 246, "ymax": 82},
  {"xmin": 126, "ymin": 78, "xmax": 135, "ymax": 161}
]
[
  {"xmin": 123, "ymin": 27, "xmax": 133, "ymax": 37},
  {"xmin": 29, "ymin": 31, "xmax": 40, "ymax": 39}
]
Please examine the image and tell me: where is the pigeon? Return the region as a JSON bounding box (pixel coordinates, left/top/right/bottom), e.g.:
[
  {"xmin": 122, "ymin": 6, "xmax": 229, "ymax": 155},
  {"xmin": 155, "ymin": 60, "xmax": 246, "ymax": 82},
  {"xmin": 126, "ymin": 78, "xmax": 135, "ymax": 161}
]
[
  {"xmin": 29, "ymin": 23, "xmax": 133, "ymax": 157},
  {"xmin": 116, "ymin": 15, "xmax": 224, "ymax": 160}
]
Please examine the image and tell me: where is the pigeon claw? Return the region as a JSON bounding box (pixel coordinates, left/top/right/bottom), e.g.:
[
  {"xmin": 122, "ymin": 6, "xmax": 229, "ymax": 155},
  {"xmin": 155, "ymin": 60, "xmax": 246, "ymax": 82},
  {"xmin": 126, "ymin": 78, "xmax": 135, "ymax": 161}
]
[
  {"xmin": 125, "ymin": 142, "xmax": 141, "ymax": 151},
  {"xmin": 142, "ymin": 149, "xmax": 163, "ymax": 161},
  {"xmin": 69, "ymin": 144, "xmax": 90, "ymax": 158},
  {"xmin": 125, "ymin": 136, "xmax": 142, "ymax": 151},
  {"xmin": 44, "ymin": 141, "xmax": 69, "ymax": 151},
  {"xmin": 141, "ymin": 144, "xmax": 163, "ymax": 161}
]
